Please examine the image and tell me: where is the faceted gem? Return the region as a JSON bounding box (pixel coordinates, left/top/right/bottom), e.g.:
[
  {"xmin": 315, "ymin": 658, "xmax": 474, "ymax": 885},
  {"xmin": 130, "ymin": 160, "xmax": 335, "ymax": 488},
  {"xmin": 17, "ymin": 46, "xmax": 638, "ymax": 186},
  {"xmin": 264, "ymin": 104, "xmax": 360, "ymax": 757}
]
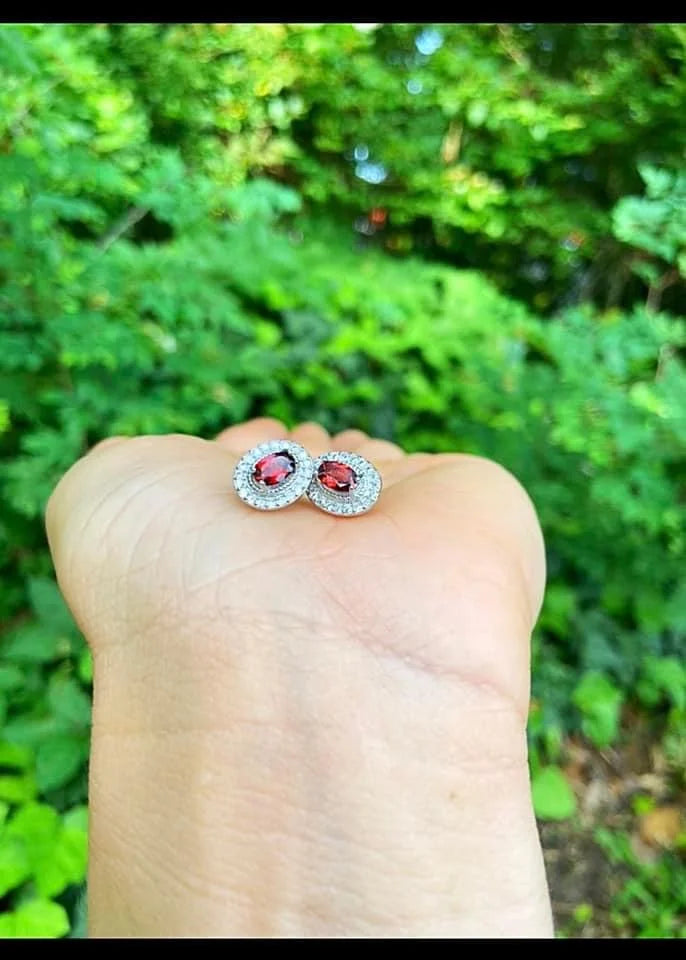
[
  {"xmin": 252, "ymin": 451, "xmax": 296, "ymax": 487},
  {"xmin": 318, "ymin": 460, "xmax": 358, "ymax": 493}
]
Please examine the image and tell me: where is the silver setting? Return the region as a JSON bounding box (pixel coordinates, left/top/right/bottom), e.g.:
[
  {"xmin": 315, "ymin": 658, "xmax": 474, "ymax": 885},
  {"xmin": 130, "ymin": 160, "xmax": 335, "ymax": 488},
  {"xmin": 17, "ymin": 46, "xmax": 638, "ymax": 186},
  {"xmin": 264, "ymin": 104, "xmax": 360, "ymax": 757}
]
[
  {"xmin": 233, "ymin": 439, "xmax": 313, "ymax": 511},
  {"xmin": 307, "ymin": 451, "xmax": 382, "ymax": 517}
]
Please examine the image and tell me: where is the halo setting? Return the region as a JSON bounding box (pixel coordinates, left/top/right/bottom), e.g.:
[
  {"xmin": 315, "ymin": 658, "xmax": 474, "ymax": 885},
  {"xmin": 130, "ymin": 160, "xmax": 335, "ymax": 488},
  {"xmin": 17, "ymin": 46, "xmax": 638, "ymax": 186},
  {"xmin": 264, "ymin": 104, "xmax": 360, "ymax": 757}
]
[
  {"xmin": 307, "ymin": 451, "xmax": 381, "ymax": 516},
  {"xmin": 233, "ymin": 439, "xmax": 313, "ymax": 511}
]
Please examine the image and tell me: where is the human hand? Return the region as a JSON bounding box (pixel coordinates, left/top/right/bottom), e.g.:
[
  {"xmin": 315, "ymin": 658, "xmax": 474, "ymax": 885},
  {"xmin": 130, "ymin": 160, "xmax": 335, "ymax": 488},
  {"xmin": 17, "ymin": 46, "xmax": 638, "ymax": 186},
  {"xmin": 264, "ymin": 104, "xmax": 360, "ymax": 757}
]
[{"xmin": 46, "ymin": 418, "xmax": 553, "ymax": 937}]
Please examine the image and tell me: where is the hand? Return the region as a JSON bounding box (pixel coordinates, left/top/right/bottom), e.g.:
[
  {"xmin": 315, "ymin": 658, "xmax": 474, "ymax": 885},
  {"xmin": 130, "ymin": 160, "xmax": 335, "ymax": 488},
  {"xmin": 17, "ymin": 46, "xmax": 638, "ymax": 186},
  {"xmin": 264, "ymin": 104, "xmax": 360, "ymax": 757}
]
[{"xmin": 46, "ymin": 418, "xmax": 553, "ymax": 937}]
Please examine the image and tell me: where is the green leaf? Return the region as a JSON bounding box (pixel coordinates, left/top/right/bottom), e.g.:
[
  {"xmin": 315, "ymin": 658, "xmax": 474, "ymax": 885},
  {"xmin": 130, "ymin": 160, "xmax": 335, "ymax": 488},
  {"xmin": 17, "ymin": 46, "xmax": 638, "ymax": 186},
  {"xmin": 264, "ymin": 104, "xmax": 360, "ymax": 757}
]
[
  {"xmin": 35, "ymin": 735, "xmax": 86, "ymax": 792},
  {"xmin": 2, "ymin": 622, "xmax": 60, "ymax": 663},
  {"xmin": 572, "ymin": 671, "xmax": 624, "ymax": 748},
  {"xmin": 77, "ymin": 648, "xmax": 93, "ymax": 685},
  {"xmin": 4, "ymin": 802, "xmax": 88, "ymax": 898},
  {"xmin": 639, "ymin": 163, "xmax": 673, "ymax": 197},
  {"xmin": 0, "ymin": 835, "xmax": 31, "ymax": 897},
  {"xmin": 573, "ymin": 902, "xmax": 594, "ymax": 925},
  {"xmin": 0, "ymin": 741, "xmax": 33, "ymax": 770},
  {"xmin": 2, "ymin": 716, "xmax": 63, "ymax": 747},
  {"xmin": 28, "ymin": 577, "xmax": 75, "ymax": 632},
  {"xmin": 539, "ymin": 583, "xmax": 577, "ymax": 637},
  {"xmin": 6, "ymin": 802, "xmax": 60, "ymax": 858},
  {"xmin": 637, "ymin": 656, "xmax": 686, "ymax": 711},
  {"xmin": 33, "ymin": 193, "xmax": 104, "ymax": 224},
  {"xmin": 63, "ymin": 804, "xmax": 88, "ymax": 833},
  {"xmin": 227, "ymin": 177, "xmax": 301, "ymax": 221},
  {"xmin": 0, "ymin": 773, "xmax": 38, "ymax": 804},
  {"xmin": 532, "ymin": 765, "xmax": 578, "ymax": 821},
  {"xmin": 47, "ymin": 674, "xmax": 92, "ymax": 728},
  {"xmin": 36, "ymin": 821, "xmax": 88, "ymax": 897},
  {"xmin": 0, "ymin": 898, "xmax": 70, "ymax": 938},
  {"xmin": 0, "ymin": 665, "xmax": 24, "ymax": 691}
]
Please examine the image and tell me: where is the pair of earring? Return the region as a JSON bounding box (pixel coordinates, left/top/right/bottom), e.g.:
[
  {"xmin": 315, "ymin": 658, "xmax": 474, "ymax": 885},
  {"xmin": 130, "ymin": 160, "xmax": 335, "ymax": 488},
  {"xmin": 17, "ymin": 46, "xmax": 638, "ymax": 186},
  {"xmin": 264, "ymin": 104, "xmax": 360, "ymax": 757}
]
[{"xmin": 232, "ymin": 439, "xmax": 382, "ymax": 517}]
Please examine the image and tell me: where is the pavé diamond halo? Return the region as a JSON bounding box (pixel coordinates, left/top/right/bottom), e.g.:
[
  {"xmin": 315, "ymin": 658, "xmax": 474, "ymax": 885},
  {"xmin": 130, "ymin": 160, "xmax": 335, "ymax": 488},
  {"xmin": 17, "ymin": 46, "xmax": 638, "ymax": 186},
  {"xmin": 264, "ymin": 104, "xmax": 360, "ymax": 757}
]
[
  {"xmin": 233, "ymin": 439, "xmax": 313, "ymax": 511},
  {"xmin": 306, "ymin": 450, "xmax": 382, "ymax": 517}
]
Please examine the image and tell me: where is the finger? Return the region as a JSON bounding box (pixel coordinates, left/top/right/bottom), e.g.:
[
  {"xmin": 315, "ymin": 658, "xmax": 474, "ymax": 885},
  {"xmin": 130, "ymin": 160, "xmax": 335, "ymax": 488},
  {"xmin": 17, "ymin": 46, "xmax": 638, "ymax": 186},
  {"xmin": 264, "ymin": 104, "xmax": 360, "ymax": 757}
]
[
  {"xmin": 379, "ymin": 452, "xmax": 434, "ymax": 487},
  {"xmin": 330, "ymin": 428, "xmax": 369, "ymax": 449},
  {"xmin": 393, "ymin": 452, "xmax": 547, "ymax": 632},
  {"xmin": 288, "ymin": 421, "xmax": 331, "ymax": 456},
  {"xmin": 353, "ymin": 438, "xmax": 405, "ymax": 463},
  {"xmin": 91, "ymin": 436, "xmax": 130, "ymax": 453},
  {"xmin": 215, "ymin": 417, "xmax": 289, "ymax": 453},
  {"xmin": 46, "ymin": 432, "xmax": 227, "ymax": 556},
  {"xmin": 45, "ymin": 434, "xmax": 250, "ymax": 645},
  {"xmin": 331, "ymin": 430, "xmax": 406, "ymax": 464},
  {"xmin": 328, "ymin": 430, "xmax": 406, "ymax": 462}
]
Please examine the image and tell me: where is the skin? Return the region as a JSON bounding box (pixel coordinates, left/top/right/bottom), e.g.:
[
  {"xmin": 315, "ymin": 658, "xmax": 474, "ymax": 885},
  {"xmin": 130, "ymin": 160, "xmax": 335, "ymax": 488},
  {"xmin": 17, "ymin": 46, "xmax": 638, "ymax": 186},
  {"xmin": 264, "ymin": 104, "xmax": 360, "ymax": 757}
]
[{"xmin": 45, "ymin": 418, "xmax": 554, "ymax": 937}]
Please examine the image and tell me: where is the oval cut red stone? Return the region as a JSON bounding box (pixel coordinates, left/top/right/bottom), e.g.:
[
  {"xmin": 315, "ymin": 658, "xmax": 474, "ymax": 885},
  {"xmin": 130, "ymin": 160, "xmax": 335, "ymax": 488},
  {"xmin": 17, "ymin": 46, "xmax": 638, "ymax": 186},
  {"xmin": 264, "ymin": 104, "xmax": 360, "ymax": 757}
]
[
  {"xmin": 252, "ymin": 451, "xmax": 296, "ymax": 487},
  {"xmin": 318, "ymin": 460, "xmax": 358, "ymax": 493}
]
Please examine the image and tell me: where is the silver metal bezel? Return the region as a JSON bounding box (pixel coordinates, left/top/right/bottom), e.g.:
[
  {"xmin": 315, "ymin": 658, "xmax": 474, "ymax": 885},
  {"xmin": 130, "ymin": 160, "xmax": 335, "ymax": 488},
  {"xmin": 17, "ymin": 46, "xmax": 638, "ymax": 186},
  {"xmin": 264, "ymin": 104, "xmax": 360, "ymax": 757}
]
[
  {"xmin": 233, "ymin": 439, "xmax": 313, "ymax": 511},
  {"xmin": 306, "ymin": 451, "xmax": 382, "ymax": 517}
]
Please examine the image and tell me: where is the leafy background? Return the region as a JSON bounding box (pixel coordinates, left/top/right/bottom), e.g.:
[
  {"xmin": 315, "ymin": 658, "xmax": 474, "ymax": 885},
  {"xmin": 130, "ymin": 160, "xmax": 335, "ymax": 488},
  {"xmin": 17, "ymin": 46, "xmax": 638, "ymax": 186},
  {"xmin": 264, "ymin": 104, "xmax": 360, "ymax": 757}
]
[{"xmin": 0, "ymin": 23, "xmax": 684, "ymax": 938}]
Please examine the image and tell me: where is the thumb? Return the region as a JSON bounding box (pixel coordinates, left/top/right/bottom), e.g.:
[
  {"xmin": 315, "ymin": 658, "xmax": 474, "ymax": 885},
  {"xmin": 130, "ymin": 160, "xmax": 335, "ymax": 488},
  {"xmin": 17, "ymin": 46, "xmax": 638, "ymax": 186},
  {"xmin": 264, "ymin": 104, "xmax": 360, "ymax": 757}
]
[{"xmin": 45, "ymin": 433, "xmax": 234, "ymax": 648}]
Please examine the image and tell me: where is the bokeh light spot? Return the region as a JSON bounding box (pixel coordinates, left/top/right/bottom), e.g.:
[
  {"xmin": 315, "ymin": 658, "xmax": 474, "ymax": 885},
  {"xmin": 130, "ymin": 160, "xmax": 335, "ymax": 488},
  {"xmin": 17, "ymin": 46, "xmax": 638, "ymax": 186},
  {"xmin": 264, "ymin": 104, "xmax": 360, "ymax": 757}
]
[
  {"xmin": 355, "ymin": 162, "xmax": 388, "ymax": 185},
  {"xmin": 415, "ymin": 28, "xmax": 443, "ymax": 56}
]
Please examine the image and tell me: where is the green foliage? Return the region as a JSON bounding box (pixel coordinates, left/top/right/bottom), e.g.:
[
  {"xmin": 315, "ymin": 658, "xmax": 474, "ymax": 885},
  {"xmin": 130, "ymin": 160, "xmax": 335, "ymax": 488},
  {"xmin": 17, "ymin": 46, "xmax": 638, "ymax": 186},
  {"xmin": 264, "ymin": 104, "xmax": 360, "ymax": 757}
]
[
  {"xmin": 572, "ymin": 672, "xmax": 625, "ymax": 748},
  {"xmin": 2, "ymin": 577, "xmax": 90, "ymax": 798},
  {"xmin": 596, "ymin": 828, "xmax": 686, "ymax": 938},
  {"xmin": 531, "ymin": 766, "xmax": 577, "ymax": 821},
  {"xmin": 614, "ymin": 166, "xmax": 686, "ymax": 301},
  {"xmin": 636, "ymin": 656, "xmax": 686, "ymax": 712},
  {"xmin": 4, "ymin": 803, "xmax": 87, "ymax": 898},
  {"xmin": 0, "ymin": 898, "xmax": 71, "ymax": 938},
  {"xmin": 0, "ymin": 801, "xmax": 86, "ymax": 936},
  {"xmin": 663, "ymin": 711, "xmax": 686, "ymax": 789},
  {"xmin": 556, "ymin": 901, "xmax": 595, "ymax": 938},
  {"xmin": 0, "ymin": 22, "xmax": 685, "ymax": 935}
]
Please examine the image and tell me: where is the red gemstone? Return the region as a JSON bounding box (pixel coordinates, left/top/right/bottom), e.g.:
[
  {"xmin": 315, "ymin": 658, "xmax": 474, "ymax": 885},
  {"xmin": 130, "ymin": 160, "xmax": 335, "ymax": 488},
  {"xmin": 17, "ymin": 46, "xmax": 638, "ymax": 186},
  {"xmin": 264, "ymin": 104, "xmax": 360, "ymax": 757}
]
[
  {"xmin": 253, "ymin": 451, "xmax": 296, "ymax": 487},
  {"xmin": 318, "ymin": 460, "xmax": 358, "ymax": 493}
]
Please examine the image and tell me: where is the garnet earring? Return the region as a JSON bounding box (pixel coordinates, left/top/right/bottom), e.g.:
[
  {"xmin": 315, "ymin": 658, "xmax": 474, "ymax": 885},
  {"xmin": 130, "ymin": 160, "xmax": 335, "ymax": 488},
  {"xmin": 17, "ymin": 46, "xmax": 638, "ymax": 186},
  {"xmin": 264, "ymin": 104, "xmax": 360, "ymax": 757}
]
[
  {"xmin": 306, "ymin": 451, "xmax": 382, "ymax": 517},
  {"xmin": 233, "ymin": 441, "xmax": 381, "ymax": 516},
  {"xmin": 232, "ymin": 439, "xmax": 313, "ymax": 511}
]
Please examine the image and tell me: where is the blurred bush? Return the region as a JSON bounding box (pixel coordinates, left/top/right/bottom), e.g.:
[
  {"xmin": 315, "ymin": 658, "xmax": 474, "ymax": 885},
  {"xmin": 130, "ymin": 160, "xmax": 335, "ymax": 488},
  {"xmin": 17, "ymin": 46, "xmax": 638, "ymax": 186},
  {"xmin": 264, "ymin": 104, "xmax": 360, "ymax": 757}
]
[{"xmin": 0, "ymin": 23, "xmax": 684, "ymax": 935}]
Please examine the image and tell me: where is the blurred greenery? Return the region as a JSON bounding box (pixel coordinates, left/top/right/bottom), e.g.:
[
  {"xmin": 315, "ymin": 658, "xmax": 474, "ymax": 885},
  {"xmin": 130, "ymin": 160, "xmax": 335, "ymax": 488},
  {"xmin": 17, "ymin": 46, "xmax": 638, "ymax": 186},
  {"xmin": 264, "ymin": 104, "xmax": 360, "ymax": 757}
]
[
  {"xmin": 595, "ymin": 827, "xmax": 686, "ymax": 937},
  {"xmin": 0, "ymin": 23, "xmax": 684, "ymax": 936}
]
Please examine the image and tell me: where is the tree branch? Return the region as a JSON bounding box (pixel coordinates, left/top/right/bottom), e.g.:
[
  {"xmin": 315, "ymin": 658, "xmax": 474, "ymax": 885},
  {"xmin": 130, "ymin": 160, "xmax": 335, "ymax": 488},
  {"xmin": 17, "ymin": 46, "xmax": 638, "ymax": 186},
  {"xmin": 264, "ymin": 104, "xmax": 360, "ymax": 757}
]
[{"xmin": 98, "ymin": 204, "xmax": 150, "ymax": 252}]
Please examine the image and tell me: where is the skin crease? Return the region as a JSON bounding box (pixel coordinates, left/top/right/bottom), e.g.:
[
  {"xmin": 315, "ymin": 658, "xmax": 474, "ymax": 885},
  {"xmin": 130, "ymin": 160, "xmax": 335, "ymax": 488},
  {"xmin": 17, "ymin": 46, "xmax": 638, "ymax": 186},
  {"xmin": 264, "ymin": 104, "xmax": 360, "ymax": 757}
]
[{"xmin": 45, "ymin": 418, "xmax": 554, "ymax": 938}]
